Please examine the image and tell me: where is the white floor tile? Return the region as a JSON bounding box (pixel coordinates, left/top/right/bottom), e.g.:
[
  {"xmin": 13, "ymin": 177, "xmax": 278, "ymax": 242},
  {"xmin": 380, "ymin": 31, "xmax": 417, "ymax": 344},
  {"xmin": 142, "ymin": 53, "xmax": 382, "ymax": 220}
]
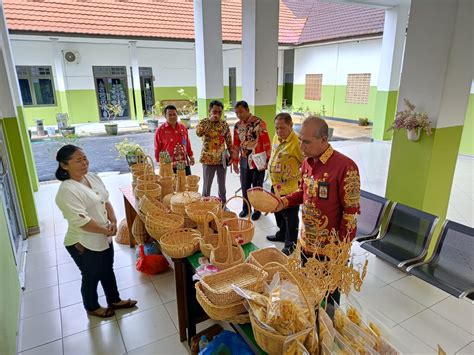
[
  {"xmin": 127, "ymin": 333, "xmax": 188, "ymax": 355},
  {"xmin": 431, "ymin": 296, "xmax": 474, "ymax": 335},
  {"xmin": 400, "ymin": 309, "xmax": 473, "ymax": 354},
  {"xmin": 391, "ymin": 276, "xmax": 450, "ymax": 307},
  {"xmin": 456, "ymin": 341, "xmax": 474, "ymax": 355},
  {"xmin": 18, "ymin": 309, "xmax": 62, "ymax": 352},
  {"xmin": 164, "ymin": 300, "xmax": 179, "ymax": 331},
  {"xmin": 359, "ymin": 285, "xmax": 425, "ymax": 324},
  {"xmin": 62, "ymin": 321, "xmax": 126, "ymax": 355},
  {"xmin": 113, "ymin": 248, "xmax": 136, "ymax": 269},
  {"xmin": 19, "ymin": 340, "xmax": 63, "ymax": 355},
  {"xmin": 118, "ymin": 305, "xmax": 177, "ymax": 351},
  {"xmin": 59, "ymin": 280, "xmax": 105, "ymax": 308},
  {"xmin": 57, "ymin": 261, "xmax": 81, "ymax": 284},
  {"xmin": 102, "ymin": 282, "xmax": 163, "ymax": 319},
  {"xmin": 60, "ymin": 302, "xmax": 115, "ymax": 337},
  {"xmin": 388, "ymin": 325, "xmax": 435, "ymax": 354},
  {"xmin": 25, "ymin": 249, "xmax": 57, "ymax": 272},
  {"xmin": 351, "ymin": 271, "xmax": 386, "ymax": 297},
  {"xmin": 21, "ymin": 286, "xmax": 59, "ymax": 319},
  {"xmin": 152, "ymin": 273, "xmax": 177, "ymax": 303},
  {"xmin": 24, "ymin": 265, "xmax": 58, "ymax": 293},
  {"xmin": 114, "ymin": 265, "xmax": 151, "ymax": 291},
  {"xmin": 27, "ymin": 236, "xmax": 56, "ymax": 255},
  {"xmin": 366, "ymin": 256, "xmax": 407, "ymax": 284},
  {"xmin": 56, "ymin": 247, "xmax": 73, "ymax": 265}
]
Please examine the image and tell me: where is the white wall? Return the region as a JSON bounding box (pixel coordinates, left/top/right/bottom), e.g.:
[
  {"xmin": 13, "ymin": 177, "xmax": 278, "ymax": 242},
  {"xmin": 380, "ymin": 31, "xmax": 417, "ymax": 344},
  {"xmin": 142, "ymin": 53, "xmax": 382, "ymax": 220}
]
[{"xmin": 294, "ymin": 38, "xmax": 382, "ymax": 86}]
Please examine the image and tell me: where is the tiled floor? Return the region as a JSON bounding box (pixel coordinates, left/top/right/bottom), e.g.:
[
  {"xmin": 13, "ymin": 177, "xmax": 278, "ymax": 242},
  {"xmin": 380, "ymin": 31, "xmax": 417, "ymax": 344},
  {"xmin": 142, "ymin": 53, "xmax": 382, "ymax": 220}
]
[{"xmin": 19, "ymin": 140, "xmax": 473, "ymax": 354}]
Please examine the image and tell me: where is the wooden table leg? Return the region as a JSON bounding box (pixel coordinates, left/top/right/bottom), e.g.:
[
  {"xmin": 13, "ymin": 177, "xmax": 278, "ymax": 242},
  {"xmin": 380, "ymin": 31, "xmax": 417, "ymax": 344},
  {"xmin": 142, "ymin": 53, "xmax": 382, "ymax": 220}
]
[
  {"xmin": 173, "ymin": 258, "xmax": 187, "ymax": 342},
  {"xmin": 123, "ymin": 195, "xmax": 136, "ymax": 248}
]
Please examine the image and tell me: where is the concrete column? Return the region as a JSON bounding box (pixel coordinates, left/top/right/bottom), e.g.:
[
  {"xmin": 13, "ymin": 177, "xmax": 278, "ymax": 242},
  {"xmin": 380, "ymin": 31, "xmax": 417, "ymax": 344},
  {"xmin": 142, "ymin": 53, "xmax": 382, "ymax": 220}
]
[
  {"xmin": 242, "ymin": 0, "xmax": 279, "ymax": 137},
  {"xmin": 50, "ymin": 38, "xmax": 70, "ymax": 116},
  {"xmin": 385, "ymin": 0, "xmax": 473, "ymax": 222},
  {"xmin": 0, "ymin": 4, "xmax": 39, "ymax": 229},
  {"xmin": 129, "ymin": 41, "xmax": 143, "ymax": 122},
  {"xmin": 372, "ymin": 0, "xmax": 409, "ymax": 140},
  {"xmin": 193, "ymin": 0, "xmax": 224, "ymax": 119}
]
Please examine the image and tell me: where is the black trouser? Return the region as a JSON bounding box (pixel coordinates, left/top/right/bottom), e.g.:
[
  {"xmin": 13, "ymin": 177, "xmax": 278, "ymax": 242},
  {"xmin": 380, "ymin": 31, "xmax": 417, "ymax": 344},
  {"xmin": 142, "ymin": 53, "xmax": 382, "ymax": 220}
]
[
  {"xmin": 173, "ymin": 166, "xmax": 192, "ymax": 176},
  {"xmin": 240, "ymin": 157, "xmax": 265, "ymax": 213},
  {"xmin": 274, "ymin": 206, "xmax": 300, "ymax": 249},
  {"xmin": 66, "ymin": 242, "xmax": 121, "ymax": 312}
]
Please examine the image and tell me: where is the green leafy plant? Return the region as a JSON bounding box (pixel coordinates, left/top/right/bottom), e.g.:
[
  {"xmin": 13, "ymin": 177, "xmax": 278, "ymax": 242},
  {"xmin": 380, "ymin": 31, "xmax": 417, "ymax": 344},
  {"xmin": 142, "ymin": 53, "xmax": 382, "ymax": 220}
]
[
  {"xmin": 177, "ymin": 89, "xmax": 198, "ymax": 117},
  {"xmin": 114, "ymin": 138, "xmax": 142, "ymax": 158},
  {"xmin": 152, "ymin": 101, "xmax": 164, "ymax": 118},
  {"xmin": 102, "ymin": 103, "xmax": 123, "ymax": 122}
]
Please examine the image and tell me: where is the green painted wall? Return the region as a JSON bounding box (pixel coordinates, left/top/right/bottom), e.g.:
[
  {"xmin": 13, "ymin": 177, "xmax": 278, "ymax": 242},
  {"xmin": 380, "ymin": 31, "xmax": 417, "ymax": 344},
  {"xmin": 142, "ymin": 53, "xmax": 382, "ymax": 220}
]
[
  {"xmin": 16, "ymin": 107, "xmax": 39, "ymax": 192},
  {"xmin": 1, "ymin": 117, "xmax": 39, "ymax": 229},
  {"xmin": 0, "ymin": 199, "xmax": 20, "ymax": 355},
  {"xmin": 223, "ymin": 85, "xmax": 243, "ymax": 107},
  {"xmin": 154, "ymin": 86, "xmax": 197, "ymax": 103},
  {"xmin": 133, "ymin": 89, "xmax": 144, "ymax": 122},
  {"xmin": 21, "ymin": 90, "xmax": 63, "ymax": 126},
  {"xmin": 385, "ymin": 126, "xmax": 463, "ymax": 221},
  {"xmin": 292, "ymin": 84, "xmax": 377, "ymax": 121},
  {"xmin": 67, "ymin": 89, "xmax": 100, "ymax": 123},
  {"xmin": 277, "ymin": 85, "xmax": 283, "ymax": 111},
  {"xmin": 459, "ymin": 94, "xmax": 474, "ymax": 155},
  {"xmin": 251, "ymin": 104, "xmax": 276, "ymax": 138},
  {"xmin": 372, "ymin": 90, "xmax": 399, "ymax": 141}
]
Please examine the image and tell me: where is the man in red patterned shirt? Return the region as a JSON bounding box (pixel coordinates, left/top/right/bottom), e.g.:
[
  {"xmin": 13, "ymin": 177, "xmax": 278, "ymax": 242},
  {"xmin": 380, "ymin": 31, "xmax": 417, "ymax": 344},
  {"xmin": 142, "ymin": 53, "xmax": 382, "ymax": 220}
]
[
  {"xmin": 231, "ymin": 101, "xmax": 271, "ymax": 220},
  {"xmin": 154, "ymin": 105, "xmax": 195, "ymax": 175},
  {"xmin": 277, "ymin": 116, "xmax": 360, "ymax": 307}
]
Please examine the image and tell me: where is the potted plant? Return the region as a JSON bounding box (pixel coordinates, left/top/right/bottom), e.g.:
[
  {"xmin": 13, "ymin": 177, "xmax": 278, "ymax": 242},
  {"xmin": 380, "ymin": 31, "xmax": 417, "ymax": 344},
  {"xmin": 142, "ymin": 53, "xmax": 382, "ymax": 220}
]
[
  {"xmin": 115, "ymin": 138, "xmax": 143, "ymax": 166},
  {"xmin": 102, "ymin": 103, "xmax": 122, "ymax": 135},
  {"xmin": 177, "ymin": 88, "xmax": 197, "ymax": 129},
  {"xmin": 56, "ymin": 113, "xmax": 76, "ymax": 137},
  {"xmin": 144, "ymin": 106, "xmax": 159, "ymax": 133},
  {"xmin": 388, "ymin": 99, "xmax": 432, "ymax": 142},
  {"xmin": 223, "ymin": 101, "xmax": 233, "ymax": 119},
  {"xmin": 358, "ymin": 117, "xmax": 369, "ymax": 126}
]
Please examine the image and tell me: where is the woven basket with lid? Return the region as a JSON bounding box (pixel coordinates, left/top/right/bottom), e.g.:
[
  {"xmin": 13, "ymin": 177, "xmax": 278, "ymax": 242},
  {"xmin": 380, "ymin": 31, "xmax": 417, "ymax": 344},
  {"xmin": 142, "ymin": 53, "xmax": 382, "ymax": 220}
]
[{"xmin": 170, "ymin": 191, "xmax": 201, "ymax": 215}]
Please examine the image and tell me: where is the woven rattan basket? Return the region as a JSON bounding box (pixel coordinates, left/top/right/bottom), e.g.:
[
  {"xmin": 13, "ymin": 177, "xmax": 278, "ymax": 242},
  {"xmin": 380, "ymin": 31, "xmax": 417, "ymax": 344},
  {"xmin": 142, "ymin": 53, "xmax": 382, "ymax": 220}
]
[
  {"xmin": 114, "ymin": 218, "xmax": 130, "ymax": 245},
  {"xmin": 200, "ymin": 263, "xmax": 266, "ymax": 306},
  {"xmin": 199, "ymin": 212, "xmax": 220, "ymax": 258},
  {"xmin": 247, "ymin": 247, "xmax": 289, "ymax": 280},
  {"xmin": 158, "ymin": 176, "xmax": 175, "ymax": 198},
  {"xmin": 170, "ymin": 191, "xmax": 201, "ymax": 215},
  {"xmin": 250, "ymin": 262, "xmax": 315, "ymax": 354},
  {"xmin": 222, "ymin": 196, "xmax": 254, "ymax": 245},
  {"xmin": 159, "ymin": 228, "xmax": 201, "ymax": 258},
  {"xmin": 132, "ymin": 214, "xmax": 148, "ymax": 244},
  {"xmin": 145, "ymin": 211, "xmax": 184, "ymax": 241},
  {"xmin": 185, "ymin": 200, "xmax": 220, "ymax": 225},
  {"xmin": 186, "ymin": 175, "xmax": 200, "ymax": 186},
  {"xmin": 183, "ymin": 216, "xmax": 198, "ymax": 229},
  {"xmin": 134, "ymin": 182, "xmax": 161, "ymax": 200},
  {"xmin": 138, "ymin": 195, "xmax": 169, "ymax": 218},
  {"xmin": 195, "ymin": 281, "xmax": 248, "ymax": 322},
  {"xmin": 162, "ymin": 193, "xmax": 175, "ymax": 209},
  {"xmin": 210, "ymin": 225, "xmax": 244, "ymax": 270},
  {"xmin": 130, "ymin": 154, "xmax": 153, "ymax": 175},
  {"xmin": 247, "ymin": 186, "xmax": 281, "ymax": 213}
]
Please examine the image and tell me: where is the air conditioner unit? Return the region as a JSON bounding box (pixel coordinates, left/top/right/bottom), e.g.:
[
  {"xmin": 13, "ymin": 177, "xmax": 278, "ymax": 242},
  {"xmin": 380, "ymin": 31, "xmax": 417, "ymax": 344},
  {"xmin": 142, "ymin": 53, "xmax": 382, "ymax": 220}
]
[{"xmin": 63, "ymin": 50, "xmax": 80, "ymax": 64}]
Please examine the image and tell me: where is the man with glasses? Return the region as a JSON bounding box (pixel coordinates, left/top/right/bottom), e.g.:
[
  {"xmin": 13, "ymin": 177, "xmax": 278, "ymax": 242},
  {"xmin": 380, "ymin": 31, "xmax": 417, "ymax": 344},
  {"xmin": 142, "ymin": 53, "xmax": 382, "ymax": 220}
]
[{"xmin": 196, "ymin": 100, "xmax": 232, "ymax": 204}]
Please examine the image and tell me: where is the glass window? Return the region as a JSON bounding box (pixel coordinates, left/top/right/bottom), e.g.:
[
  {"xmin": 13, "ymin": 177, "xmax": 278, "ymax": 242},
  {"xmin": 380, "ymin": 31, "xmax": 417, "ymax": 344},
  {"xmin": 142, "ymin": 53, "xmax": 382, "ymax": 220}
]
[{"xmin": 16, "ymin": 66, "xmax": 56, "ymax": 106}]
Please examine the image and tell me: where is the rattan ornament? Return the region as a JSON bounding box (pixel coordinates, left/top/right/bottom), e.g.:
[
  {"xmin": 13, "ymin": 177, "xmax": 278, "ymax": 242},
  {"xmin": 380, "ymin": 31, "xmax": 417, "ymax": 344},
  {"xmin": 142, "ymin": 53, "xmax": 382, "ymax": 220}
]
[
  {"xmin": 199, "ymin": 212, "xmax": 221, "ymax": 258},
  {"xmin": 158, "ymin": 151, "xmax": 173, "ymax": 177},
  {"xmin": 175, "ymin": 161, "xmax": 187, "ymax": 192},
  {"xmin": 209, "ymin": 224, "xmax": 244, "ymax": 270}
]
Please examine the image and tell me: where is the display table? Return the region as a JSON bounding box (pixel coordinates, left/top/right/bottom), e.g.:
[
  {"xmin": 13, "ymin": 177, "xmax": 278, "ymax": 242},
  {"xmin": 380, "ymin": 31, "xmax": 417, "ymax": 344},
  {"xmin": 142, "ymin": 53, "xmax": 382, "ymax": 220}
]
[{"xmin": 119, "ymin": 186, "xmax": 138, "ymax": 248}]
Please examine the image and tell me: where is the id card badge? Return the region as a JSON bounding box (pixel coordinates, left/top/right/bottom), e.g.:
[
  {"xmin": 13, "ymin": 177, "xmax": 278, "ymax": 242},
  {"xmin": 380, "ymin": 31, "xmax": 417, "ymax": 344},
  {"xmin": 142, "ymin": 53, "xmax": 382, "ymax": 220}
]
[{"xmin": 318, "ymin": 181, "xmax": 329, "ymax": 199}]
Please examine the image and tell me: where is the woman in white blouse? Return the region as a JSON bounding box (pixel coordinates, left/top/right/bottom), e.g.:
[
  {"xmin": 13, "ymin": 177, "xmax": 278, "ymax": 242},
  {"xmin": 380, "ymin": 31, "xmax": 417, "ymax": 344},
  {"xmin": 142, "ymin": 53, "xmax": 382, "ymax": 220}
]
[{"xmin": 55, "ymin": 145, "xmax": 137, "ymax": 318}]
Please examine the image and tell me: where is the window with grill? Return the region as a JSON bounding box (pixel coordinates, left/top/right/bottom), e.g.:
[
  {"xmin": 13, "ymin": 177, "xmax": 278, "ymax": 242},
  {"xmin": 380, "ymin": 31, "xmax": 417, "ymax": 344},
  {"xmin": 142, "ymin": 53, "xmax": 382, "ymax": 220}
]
[
  {"xmin": 16, "ymin": 66, "xmax": 56, "ymax": 106},
  {"xmin": 345, "ymin": 73, "xmax": 371, "ymax": 104},
  {"xmin": 304, "ymin": 74, "xmax": 322, "ymax": 100}
]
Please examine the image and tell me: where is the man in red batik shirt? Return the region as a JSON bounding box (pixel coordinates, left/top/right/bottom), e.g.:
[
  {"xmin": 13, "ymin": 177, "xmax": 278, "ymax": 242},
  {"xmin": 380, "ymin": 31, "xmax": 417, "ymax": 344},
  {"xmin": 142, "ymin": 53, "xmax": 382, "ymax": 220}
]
[
  {"xmin": 154, "ymin": 104, "xmax": 194, "ymax": 175},
  {"xmin": 276, "ymin": 116, "xmax": 360, "ymax": 306}
]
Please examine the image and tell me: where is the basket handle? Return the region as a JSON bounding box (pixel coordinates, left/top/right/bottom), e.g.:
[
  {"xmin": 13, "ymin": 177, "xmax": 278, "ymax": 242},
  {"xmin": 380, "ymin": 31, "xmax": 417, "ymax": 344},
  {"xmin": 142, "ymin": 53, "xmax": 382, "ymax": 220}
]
[
  {"xmin": 261, "ymin": 261, "xmax": 315, "ymax": 322},
  {"xmin": 223, "ymin": 195, "xmax": 251, "ymax": 221},
  {"xmin": 204, "ymin": 211, "xmax": 221, "ymax": 238},
  {"xmin": 134, "ymin": 147, "xmax": 145, "ymax": 163}
]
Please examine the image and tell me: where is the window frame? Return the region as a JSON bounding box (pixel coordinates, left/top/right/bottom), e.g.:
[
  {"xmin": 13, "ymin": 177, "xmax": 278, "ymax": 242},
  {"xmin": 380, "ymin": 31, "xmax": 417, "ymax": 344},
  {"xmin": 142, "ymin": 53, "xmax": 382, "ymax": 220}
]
[
  {"xmin": 16, "ymin": 65, "xmax": 57, "ymax": 107},
  {"xmin": 345, "ymin": 73, "xmax": 371, "ymax": 105},
  {"xmin": 304, "ymin": 73, "xmax": 323, "ymax": 101}
]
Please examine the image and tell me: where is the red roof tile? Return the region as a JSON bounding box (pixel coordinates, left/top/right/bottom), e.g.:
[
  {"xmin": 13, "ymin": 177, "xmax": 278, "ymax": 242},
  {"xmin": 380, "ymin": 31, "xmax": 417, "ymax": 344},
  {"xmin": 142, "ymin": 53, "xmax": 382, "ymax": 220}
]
[{"xmin": 3, "ymin": 0, "xmax": 384, "ymax": 44}]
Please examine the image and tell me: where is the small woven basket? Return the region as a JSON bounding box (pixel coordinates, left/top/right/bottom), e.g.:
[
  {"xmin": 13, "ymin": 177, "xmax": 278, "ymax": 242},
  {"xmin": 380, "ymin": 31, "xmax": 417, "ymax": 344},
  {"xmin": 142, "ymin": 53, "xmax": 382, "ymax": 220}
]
[
  {"xmin": 185, "ymin": 200, "xmax": 220, "ymax": 225},
  {"xmin": 247, "ymin": 247, "xmax": 289, "ymax": 280},
  {"xmin": 132, "ymin": 214, "xmax": 148, "ymax": 244},
  {"xmin": 195, "ymin": 281, "xmax": 248, "ymax": 322},
  {"xmin": 138, "ymin": 195, "xmax": 168, "ymax": 218},
  {"xmin": 114, "ymin": 218, "xmax": 130, "ymax": 245},
  {"xmin": 170, "ymin": 191, "xmax": 201, "ymax": 215},
  {"xmin": 130, "ymin": 154, "xmax": 153, "ymax": 175},
  {"xmin": 159, "ymin": 228, "xmax": 201, "ymax": 258},
  {"xmin": 145, "ymin": 211, "xmax": 184, "ymax": 241},
  {"xmin": 210, "ymin": 224, "xmax": 244, "ymax": 270},
  {"xmin": 158, "ymin": 176, "xmax": 175, "ymax": 198},
  {"xmin": 222, "ymin": 196, "xmax": 254, "ymax": 245},
  {"xmin": 247, "ymin": 186, "xmax": 281, "ymax": 213},
  {"xmin": 199, "ymin": 212, "xmax": 220, "ymax": 258},
  {"xmin": 134, "ymin": 182, "xmax": 161, "ymax": 200},
  {"xmin": 200, "ymin": 263, "xmax": 267, "ymax": 306},
  {"xmin": 186, "ymin": 175, "xmax": 200, "ymax": 186}
]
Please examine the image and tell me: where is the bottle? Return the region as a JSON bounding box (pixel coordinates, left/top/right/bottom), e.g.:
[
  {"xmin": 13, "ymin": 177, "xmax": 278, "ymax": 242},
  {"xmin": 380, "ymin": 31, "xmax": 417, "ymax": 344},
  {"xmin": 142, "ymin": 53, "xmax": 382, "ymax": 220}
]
[{"xmin": 198, "ymin": 335, "xmax": 209, "ymax": 351}]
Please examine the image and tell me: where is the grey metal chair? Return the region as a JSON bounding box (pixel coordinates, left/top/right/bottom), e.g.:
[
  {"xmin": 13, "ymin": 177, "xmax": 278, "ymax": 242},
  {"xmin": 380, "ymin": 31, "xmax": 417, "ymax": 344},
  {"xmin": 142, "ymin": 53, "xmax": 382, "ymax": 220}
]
[
  {"xmin": 406, "ymin": 220, "xmax": 474, "ymax": 300},
  {"xmin": 360, "ymin": 203, "xmax": 439, "ymax": 270},
  {"xmin": 355, "ymin": 190, "xmax": 390, "ymax": 242}
]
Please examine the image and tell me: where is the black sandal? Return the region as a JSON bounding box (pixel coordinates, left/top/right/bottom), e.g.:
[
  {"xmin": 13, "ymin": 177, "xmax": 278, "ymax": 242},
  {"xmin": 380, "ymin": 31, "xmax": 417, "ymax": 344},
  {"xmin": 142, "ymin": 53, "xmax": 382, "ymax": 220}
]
[
  {"xmin": 110, "ymin": 299, "xmax": 138, "ymax": 310},
  {"xmin": 87, "ymin": 307, "xmax": 115, "ymax": 318}
]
